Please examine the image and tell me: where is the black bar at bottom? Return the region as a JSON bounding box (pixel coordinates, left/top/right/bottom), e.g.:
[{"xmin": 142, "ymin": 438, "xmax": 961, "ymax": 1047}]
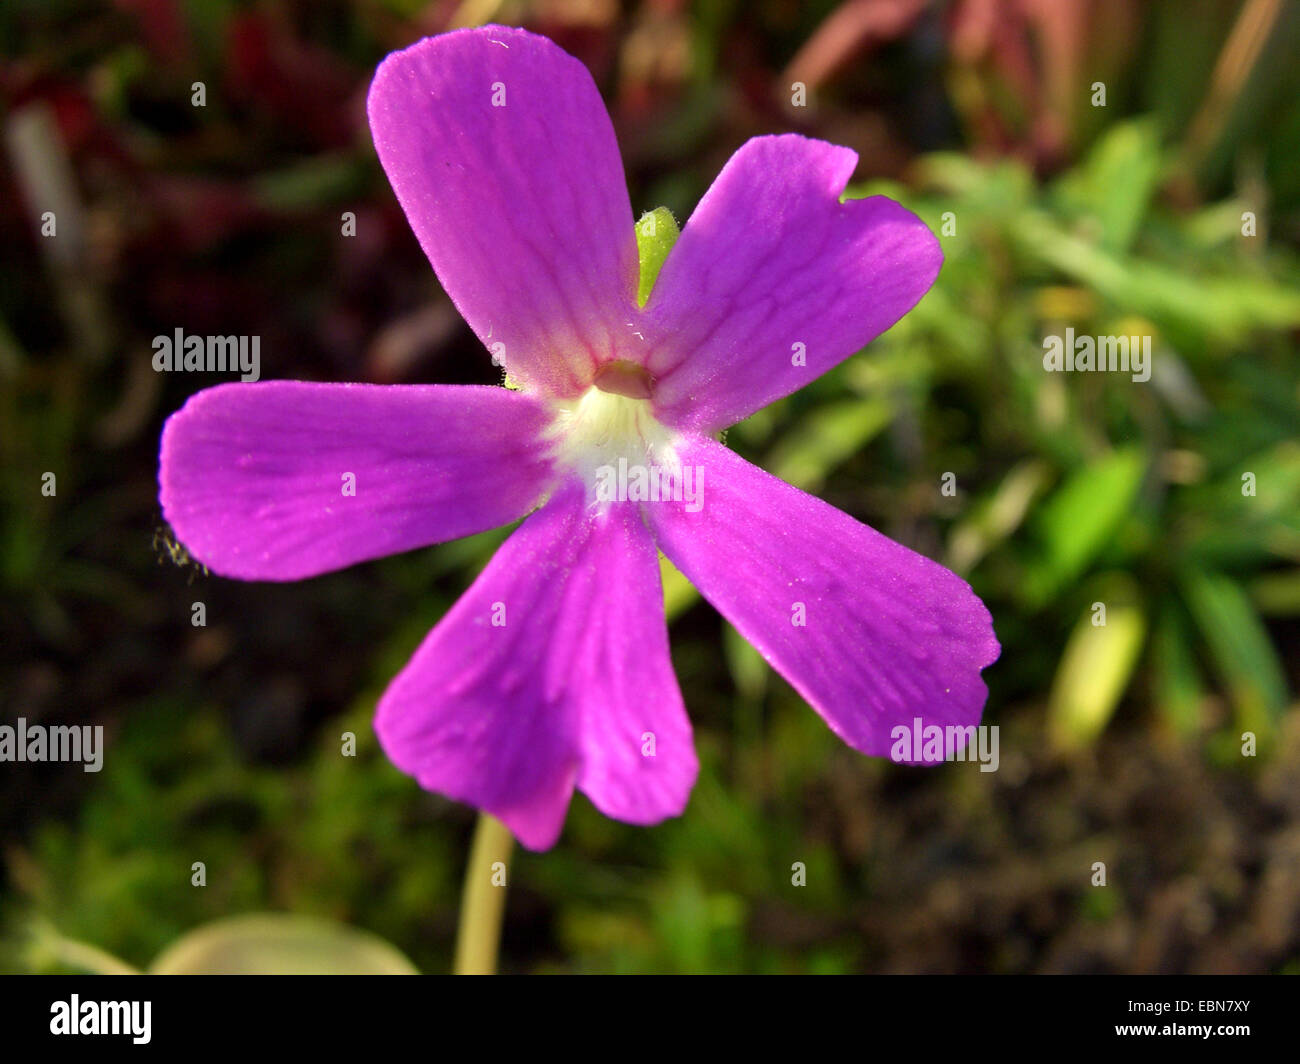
[{"xmin": 0, "ymin": 973, "xmax": 1285, "ymax": 1052}]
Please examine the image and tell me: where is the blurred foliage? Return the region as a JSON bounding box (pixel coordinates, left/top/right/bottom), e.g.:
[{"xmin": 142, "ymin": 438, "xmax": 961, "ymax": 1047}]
[
  {"xmin": 843, "ymin": 122, "xmax": 1300, "ymax": 759},
  {"xmin": 2, "ymin": 0, "xmax": 1299, "ymax": 974}
]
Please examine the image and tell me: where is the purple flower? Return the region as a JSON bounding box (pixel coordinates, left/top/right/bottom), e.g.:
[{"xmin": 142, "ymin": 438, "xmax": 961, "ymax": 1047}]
[{"xmin": 159, "ymin": 26, "xmax": 999, "ymax": 850}]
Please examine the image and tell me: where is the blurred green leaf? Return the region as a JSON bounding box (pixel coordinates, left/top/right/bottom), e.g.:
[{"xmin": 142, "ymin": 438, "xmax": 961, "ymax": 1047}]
[
  {"xmin": 1251, "ymin": 568, "xmax": 1300, "ymax": 615},
  {"xmin": 252, "ymin": 155, "xmax": 366, "ymax": 210},
  {"xmin": 1013, "ymin": 211, "xmax": 1300, "ymax": 346},
  {"xmin": 1180, "ymin": 568, "xmax": 1289, "ymax": 738},
  {"xmin": 1048, "ymin": 586, "xmax": 1147, "ymax": 751},
  {"xmin": 1024, "ymin": 447, "xmax": 1146, "ymax": 606},
  {"xmin": 765, "ymin": 398, "xmax": 892, "ymax": 493},
  {"xmin": 1150, "ymin": 604, "xmax": 1206, "ymax": 739},
  {"xmin": 947, "ymin": 459, "xmax": 1051, "ymax": 574},
  {"xmin": 1057, "ymin": 119, "xmax": 1162, "ymax": 253},
  {"xmin": 1182, "ymin": 441, "xmax": 1300, "ymax": 568}
]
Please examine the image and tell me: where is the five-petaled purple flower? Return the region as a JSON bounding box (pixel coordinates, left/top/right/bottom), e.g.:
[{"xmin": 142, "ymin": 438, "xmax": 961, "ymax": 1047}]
[{"xmin": 159, "ymin": 26, "xmax": 999, "ymax": 850}]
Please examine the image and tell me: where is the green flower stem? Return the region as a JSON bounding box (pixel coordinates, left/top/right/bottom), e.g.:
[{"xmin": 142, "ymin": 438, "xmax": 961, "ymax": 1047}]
[{"xmin": 452, "ymin": 813, "xmax": 514, "ymax": 974}]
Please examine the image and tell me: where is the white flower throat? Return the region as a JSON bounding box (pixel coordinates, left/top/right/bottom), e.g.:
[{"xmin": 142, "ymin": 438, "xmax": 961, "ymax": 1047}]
[{"xmin": 546, "ymin": 362, "xmax": 702, "ymax": 512}]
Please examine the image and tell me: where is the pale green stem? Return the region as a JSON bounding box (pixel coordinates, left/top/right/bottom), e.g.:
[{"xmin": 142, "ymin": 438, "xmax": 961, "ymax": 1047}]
[{"xmin": 452, "ymin": 813, "xmax": 514, "ymax": 974}]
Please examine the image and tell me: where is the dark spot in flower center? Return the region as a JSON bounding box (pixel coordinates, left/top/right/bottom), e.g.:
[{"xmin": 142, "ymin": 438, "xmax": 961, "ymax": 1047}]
[{"xmin": 593, "ymin": 360, "xmax": 655, "ymax": 400}]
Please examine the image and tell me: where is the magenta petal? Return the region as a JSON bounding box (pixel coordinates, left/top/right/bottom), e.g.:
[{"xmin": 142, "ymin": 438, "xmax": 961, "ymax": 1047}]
[
  {"xmin": 159, "ymin": 382, "xmax": 555, "ymax": 581},
  {"xmin": 367, "ymin": 27, "xmax": 639, "ymax": 397},
  {"xmin": 640, "ymin": 135, "xmax": 942, "ymax": 433},
  {"xmin": 375, "ymin": 485, "xmax": 697, "ymax": 850},
  {"xmin": 647, "ymin": 435, "xmax": 999, "ymax": 759}
]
